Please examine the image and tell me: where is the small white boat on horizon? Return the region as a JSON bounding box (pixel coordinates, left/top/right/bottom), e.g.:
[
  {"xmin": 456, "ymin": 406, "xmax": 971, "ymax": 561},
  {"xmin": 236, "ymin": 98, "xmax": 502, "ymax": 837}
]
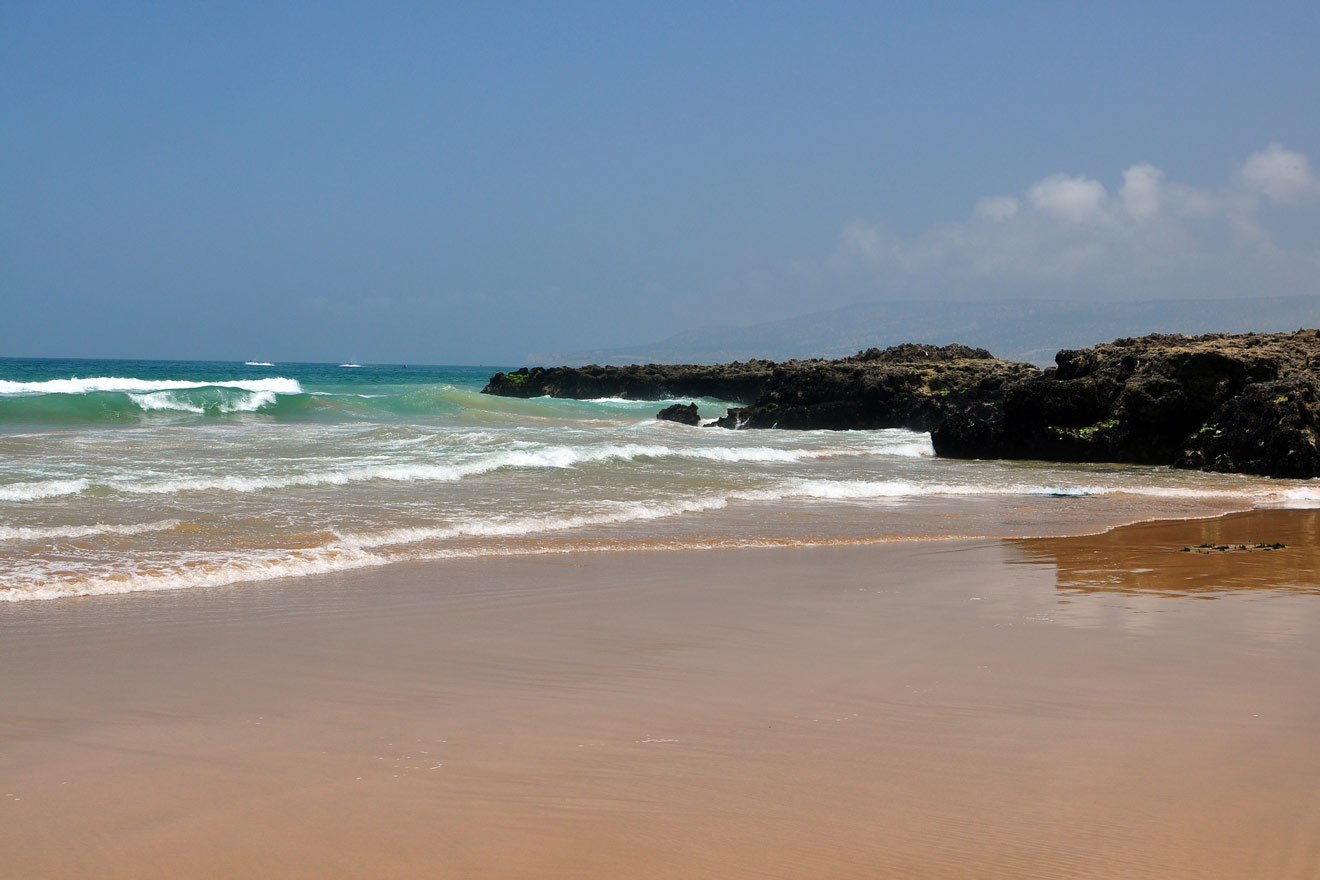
[
  {"xmin": 339, "ymin": 361, "xmax": 363, "ymax": 368},
  {"xmin": 244, "ymin": 360, "xmax": 274, "ymax": 366}
]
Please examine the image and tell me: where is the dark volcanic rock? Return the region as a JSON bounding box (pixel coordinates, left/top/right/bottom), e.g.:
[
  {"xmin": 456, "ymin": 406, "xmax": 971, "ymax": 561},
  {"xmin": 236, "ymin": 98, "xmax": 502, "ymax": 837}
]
[
  {"xmin": 483, "ymin": 362, "xmax": 776, "ymax": 403},
  {"xmin": 1174, "ymin": 377, "xmax": 1320, "ymax": 478},
  {"xmin": 711, "ymin": 345, "xmax": 1036, "ymax": 432},
  {"xmin": 656, "ymin": 403, "xmax": 701, "ymax": 426},
  {"xmin": 488, "ymin": 331, "xmax": 1320, "ymax": 478},
  {"xmin": 485, "ymin": 344, "xmax": 1039, "ymax": 435},
  {"xmin": 932, "ymin": 330, "xmax": 1320, "ymax": 477}
]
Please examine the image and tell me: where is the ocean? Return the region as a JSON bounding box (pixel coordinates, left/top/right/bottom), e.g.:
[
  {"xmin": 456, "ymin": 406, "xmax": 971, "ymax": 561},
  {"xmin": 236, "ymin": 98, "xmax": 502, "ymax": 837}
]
[{"xmin": 2, "ymin": 356, "xmax": 1316, "ymax": 602}]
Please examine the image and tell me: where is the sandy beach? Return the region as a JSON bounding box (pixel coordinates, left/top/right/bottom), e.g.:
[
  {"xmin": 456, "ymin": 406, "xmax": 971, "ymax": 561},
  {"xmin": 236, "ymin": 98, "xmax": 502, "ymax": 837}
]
[
  {"xmin": 9, "ymin": 2, "xmax": 1319, "ymax": 876},
  {"xmin": 3, "ymin": 509, "xmax": 1319, "ymax": 878}
]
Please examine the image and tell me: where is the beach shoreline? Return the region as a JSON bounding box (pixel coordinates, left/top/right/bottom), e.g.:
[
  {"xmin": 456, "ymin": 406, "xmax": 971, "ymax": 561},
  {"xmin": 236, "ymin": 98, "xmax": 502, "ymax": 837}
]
[{"xmin": 3, "ymin": 508, "xmax": 1319, "ymax": 878}]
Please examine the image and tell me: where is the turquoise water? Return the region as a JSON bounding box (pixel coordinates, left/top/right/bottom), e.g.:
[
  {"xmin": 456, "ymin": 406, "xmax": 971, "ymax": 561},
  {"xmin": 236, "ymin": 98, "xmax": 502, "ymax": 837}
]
[
  {"xmin": 0, "ymin": 359, "xmax": 521, "ymax": 426},
  {"xmin": 1, "ymin": 357, "xmax": 1315, "ymax": 601}
]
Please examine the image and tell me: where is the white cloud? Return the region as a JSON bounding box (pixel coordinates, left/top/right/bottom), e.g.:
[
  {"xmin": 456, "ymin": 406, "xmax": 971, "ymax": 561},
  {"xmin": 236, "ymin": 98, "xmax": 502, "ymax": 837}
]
[
  {"xmin": 1242, "ymin": 143, "xmax": 1320, "ymax": 204},
  {"xmin": 1120, "ymin": 164, "xmax": 1163, "ymax": 221},
  {"xmin": 975, "ymin": 195, "xmax": 1019, "ymax": 222},
  {"xmin": 831, "ymin": 144, "xmax": 1320, "ymax": 294},
  {"xmin": 1027, "ymin": 173, "xmax": 1109, "ymax": 224}
]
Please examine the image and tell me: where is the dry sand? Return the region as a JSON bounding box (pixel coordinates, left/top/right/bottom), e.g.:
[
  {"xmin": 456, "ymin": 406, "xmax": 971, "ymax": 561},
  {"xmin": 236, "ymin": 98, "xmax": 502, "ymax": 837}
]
[{"xmin": 3, "ymin": 509, "xmax": 1320, "ymax": 878}]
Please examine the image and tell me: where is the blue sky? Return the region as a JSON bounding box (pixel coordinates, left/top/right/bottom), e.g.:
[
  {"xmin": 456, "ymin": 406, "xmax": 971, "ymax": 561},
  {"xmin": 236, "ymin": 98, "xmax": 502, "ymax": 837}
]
[{"xmin": 3, "ymin": 1, "xmax": 1318, "ymax": 363}]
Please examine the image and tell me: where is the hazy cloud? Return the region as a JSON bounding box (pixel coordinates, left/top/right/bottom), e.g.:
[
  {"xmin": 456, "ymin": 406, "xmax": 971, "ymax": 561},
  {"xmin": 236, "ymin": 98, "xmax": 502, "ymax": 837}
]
[
  {"xmin": 1120, "ymin": 164, "xmax": 1163, "ymax": 221},
  {"xmin": 831, "ymin": 144, "xmax": 1320, "ymax": 295},
  {"xmin": 975, "ymin": 195, "xmax": 1019, "ymax": 222},
  {"xmin": 1027, "ymin": 174, "xmax": 1109, "ymax": 224},
  {"xmin": 1242, "ymin": 143, "xmax": 1320, "ymax": 204}
]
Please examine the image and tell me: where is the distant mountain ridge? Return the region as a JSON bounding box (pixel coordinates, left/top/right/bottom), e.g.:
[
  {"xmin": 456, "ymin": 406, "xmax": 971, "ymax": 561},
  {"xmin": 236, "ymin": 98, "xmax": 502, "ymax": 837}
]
[{"xmin": 529, "ymin": 296, "xmax": 1320, "ymax": 367}]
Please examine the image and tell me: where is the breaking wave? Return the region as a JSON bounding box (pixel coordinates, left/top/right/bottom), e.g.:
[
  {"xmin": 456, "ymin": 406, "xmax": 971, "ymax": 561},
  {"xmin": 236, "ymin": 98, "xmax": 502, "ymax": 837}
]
[
  {"xmin": 0, "ymin": 439, "xmax": 930, "ymax": 500},
  {"xmin": 6, "ymin": 474, "xmax": 1318, "ymax": 601},
  {"xmin": 0, "ymin": 377, "xmax": 302, "ymax": 395},
  {"xmin": 0, "ymin": 479, "xmax": 91, "ymax": 502},
  {"xmin": 0, "ymin": 377, "xmax": 310, "ymax": 424},
  {"xmin": 0, "ymin": 519, "xmax": 181, "ymax": 541}
]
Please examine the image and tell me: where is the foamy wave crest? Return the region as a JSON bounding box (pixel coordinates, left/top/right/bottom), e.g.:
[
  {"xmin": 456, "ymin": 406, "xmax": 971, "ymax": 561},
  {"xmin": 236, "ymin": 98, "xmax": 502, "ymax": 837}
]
[
  {"xmin": 112, "ymin": 447, "xmax": 621, "ymax": 495},
  {"xmin": 8, "ymin": 473, "xmax": 1315, "ymax": 600},
  {"xmin": 0, "ymin": 377, "xmax": 302, "ymax": 395},
  {"xmin": 127, "ymin": 392, "xmax": 206, "ymax": 413},
  {"xmin": 677, "ymin": 438, "xmax": 929, "ymax": 461},
  {"xmin": 1264, "ymin": 485, "xmax": 1320, "ymax": 507},
  {"xmin": 117, "ymin": 465, "xmax": 464, "ymax": 495},
  {"xmin": 329, "ymin": 474, "xmax": 1161, "ymax": 553},
  {"xmin": 103, "ymin": 440, "xmax": 928, "ymax": 497},
  {"xmin": 673, "ymin": 445, "xmax": 831, "ymax": 463},
  {"xmin": 0, "ymin": 519, "xmax": 180, "ymax": 541},
  {"xmin": 7, "ymin": 473, "xmax": 1058, "ymax": 598},
  {"xmin": 1024, "ymin": 484, "xmax": 1307, "ymax": 500},
  {"xmin": 338, "ymin": 495, "xmax": 737, "ymax": 549},
  {"xmin": 875, "ymin": 438, "xmax": 935, "ymax": 458},
  {"xmin": 0, "ymin": 546, "xmax": 390, "ymax": 602},
  {"xmin": 0, "ymin": 496, "xmax": 741, "ymax": 599},
  {"xmin": 778, "ymin": 478, "xmax": 1318, "ymax": 503},
  {"xmin": 127, "ymin": 390, "xmax": 280, "ymax": 413},
  {"xmin": 0, "ymin": 479, "xmax": 90, "ymax": 502},
  {"xmin": 781, "ymin": 479, "xmax": 930, "ymax": 499}
]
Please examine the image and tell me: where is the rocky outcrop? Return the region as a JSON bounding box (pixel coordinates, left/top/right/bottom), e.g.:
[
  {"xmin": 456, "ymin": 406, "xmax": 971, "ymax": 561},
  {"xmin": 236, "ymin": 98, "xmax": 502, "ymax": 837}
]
[
  {"xmin": 482, "ymin": 363, "xmax": 776, "ymax": 403},
  {"xmin": 656, "ymin": 403, "xmax": 702, "ymax": 426},
  {"xmin": 931, "ymin": 330, "xmax": 1320, "ymax": 478},
  {"xmin": 486, "ymin": 331, "xmax": 1320, "ymax": 478},
  {"xmin": 710, "ymin": 344, "xmax": 1038, "ymax": 432},
  {"xmin": 485, "ymin": 344, "xmax": 1041, "ymax": 433}
]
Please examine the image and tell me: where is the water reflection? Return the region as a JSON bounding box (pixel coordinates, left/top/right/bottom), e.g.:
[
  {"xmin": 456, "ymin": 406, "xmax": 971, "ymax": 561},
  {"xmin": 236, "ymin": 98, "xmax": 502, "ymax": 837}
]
[{"xmin": 1007, "ymin": 509, "xmax": 1320, "ymax": 597}]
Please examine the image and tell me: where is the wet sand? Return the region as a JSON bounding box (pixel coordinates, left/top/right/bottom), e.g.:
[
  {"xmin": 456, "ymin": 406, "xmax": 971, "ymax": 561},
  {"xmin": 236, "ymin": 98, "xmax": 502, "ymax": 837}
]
[{"xmin": 2, "ymin": 509, "xmax": 1320, "ymax": 878}]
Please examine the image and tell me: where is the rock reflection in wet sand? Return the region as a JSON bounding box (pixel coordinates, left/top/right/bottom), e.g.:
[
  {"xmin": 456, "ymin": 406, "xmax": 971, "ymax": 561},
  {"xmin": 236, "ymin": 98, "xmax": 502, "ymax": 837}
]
[{"xmin": 1008, "ymin": 508, "xmax": 1320, "ymax": 597}]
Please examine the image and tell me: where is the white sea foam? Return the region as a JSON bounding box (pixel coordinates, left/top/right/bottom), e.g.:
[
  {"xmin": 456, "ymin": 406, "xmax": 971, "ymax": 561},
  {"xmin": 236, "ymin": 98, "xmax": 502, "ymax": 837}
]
[
  {"xmin": 6, "ymin": 471, "xmax": 1316, "ymax": 600},
  {"xmin": 321, "ymin": 475, "xmax": 1272, "ymax": 553},
  {"xmin": 4, "ymin": 532, "xmax": 970, "ymax": 602},
  {"xmin": 581, "ymin": 397, "xmax": 730, "ymax": 406},
  {"xmin": 116, "ymin": 464, "xmax": 469, "ymax": 495},
  {"xmin": 79, "ymin": 441, "xmax": 920, "ymax": 497},
  {"xmin": 0, "ymin": 377, "xmax": 302, "ymax": 395},
  {"xmin": 127, "ymin": 392, "xmax": 205, "ymax": 413},
  {"xmin": 0, "ymin": 519, "xmax": 180, "ymax": 541},
  {"xmin": 0, "ymin": 494, "xmax": 743, "ymax": 600},
  {"xmin": 1269, "ymin": 485, "xmax": 1320, "ymax": 507},
  {"xmin": 0, "ymin": 479, "xmax": 90, "ymax": 502},
  {"xmin": 778, "ymin": 478, "xmax": 1298, "ymax": 501},
  {"xmin": 677, "ymin": 439, "xmax": 931, "ymax": 461},
  {"xmin": 879, "ymin": 439, "xmax": 936, "ymax": 458},
  {"xmin": 0, "ymin": 546, "xmax": 390, "ymax": 602},
  {"xmin": 336, "ymin": 494, "xmax": 739, "ymax": 549},
  {"xmin": 4, "ymin": 436, "xmax": 1303, "ymax": 509},
  {"xmin": 126, "ymin": 390, "xmax": 279, "ymax": 413}
]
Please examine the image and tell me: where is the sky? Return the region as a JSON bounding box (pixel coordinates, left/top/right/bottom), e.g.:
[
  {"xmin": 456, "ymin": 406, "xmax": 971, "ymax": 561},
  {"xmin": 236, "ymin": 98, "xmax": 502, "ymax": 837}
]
[{"xmin": 3, "ymin": 1, "xmax": 1318, "ymax": 364}]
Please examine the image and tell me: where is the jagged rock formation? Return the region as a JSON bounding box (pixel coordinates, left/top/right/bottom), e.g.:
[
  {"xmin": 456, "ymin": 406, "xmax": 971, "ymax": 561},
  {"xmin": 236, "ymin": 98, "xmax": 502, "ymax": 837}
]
[
  {"xmin": 656, "ymin": 403, "xmax": 702, "ymax": 426},
  {"xmin": 709, "ymin": 344, "xmax": 1038, "ymax": 431},
  {"xmin": 484, "ymin": 331, "xmax": 1320, "ymax": 478},
  {"xmin": 482, "ymin": 362, "xmax": 776, "ymax": 403},
  {"xmin": 484, "ymin": 344, "xmax": 1040, "ymax": 432},
  {"xmin": 931, "ymin": 330, "xmax": 1320, "ymax": 478}
]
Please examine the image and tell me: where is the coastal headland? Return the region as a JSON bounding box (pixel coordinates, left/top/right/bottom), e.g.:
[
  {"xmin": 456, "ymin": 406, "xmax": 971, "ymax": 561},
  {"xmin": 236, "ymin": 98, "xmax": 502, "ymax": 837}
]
[{"xmin": 485, "ymin": 329, "xmax": 1320, "ymax": 478}]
